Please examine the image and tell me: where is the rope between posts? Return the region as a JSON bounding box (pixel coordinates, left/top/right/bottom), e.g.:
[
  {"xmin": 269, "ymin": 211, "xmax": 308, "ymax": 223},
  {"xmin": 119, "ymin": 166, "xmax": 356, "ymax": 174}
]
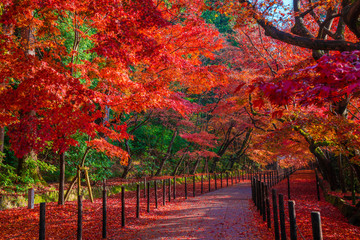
[{"xmin": 285, "ymin": 215, "xmax": 307, "ymax": 240}]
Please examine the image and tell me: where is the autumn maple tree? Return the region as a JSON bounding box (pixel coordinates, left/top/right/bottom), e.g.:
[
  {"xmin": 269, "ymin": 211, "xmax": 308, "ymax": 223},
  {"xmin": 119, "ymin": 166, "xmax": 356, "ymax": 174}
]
[
  {"xmin": 0, "ymin": 0, "xmax": 237, "ymax": 202},
  {"xmin": 1, "ymin": 0, "xmax": 360, "ymax": 203},
  {"xmin": 207, "ymin": 0, "xmax": 360, "ymax": 192}
]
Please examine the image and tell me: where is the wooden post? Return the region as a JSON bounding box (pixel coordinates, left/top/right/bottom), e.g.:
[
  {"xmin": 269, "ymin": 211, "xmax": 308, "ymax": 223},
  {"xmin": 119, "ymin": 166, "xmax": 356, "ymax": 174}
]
[
  {"xmin": 59, "ymin": 152, "xmax": 65, "ymax": 205},
  {"xmin": 262, "ymin": 182, "xmax": 266, "ymax": 222},
  {"xmin": 28, "ymin": 188, "xmax": 34, "ymax": 209},
  {"xmin": 220, "ymin": 173, "xmax": 223, "ymax": 188},
  {"xmin": 257, "ymin": 180, "xmax": 261, "ymax": 210},
  {"xmin": 265, "ymin": 184, "xmax": 271, "ymax": 228},
  {"xmin": 144, "ymin": 177, "xmax": 147, "ymax": 198},
  {"xmin": 311, "ymin": 211, "xmax": 323, "ymax": 240},
  {"xmin": 136, "ymin": 184, "xmax": 140, "ymax": 218},
  {"xmin": 288, "ymin": 200, "xmax": 297, "ymax": 240},
  {"xmin": 264, "ymin": 183, "xmax": 268, "ymax": 217},
  {"xmin": 273, "ymin": 171, "xmax": 276, "ymax": 186},
  {"xmin": 255, "ymin": 180, "xmax": 258, "ymax": 209},
  {"xmin": 260, "ymin": 182, "xmax": 264, "ymax": 216},
  {"xmin": 154, "ymin": 180, "xmax": 158, "ymax": 208},
  {"xmin": 262, "ymin": 183, "xmax": 266, "ymax": 218},
  {"xmin": 103, "ymin": 189, "xmax": 107, "ymax": 238},
  {"xmin": 208, "ymin": 174, "xmax": 211, "ymax": 192},
  {"xmin": 201, "ymin": 175, "xmax": 204, "ymax": 194},
  {"xmin": 254, "ymin": 179, "xmax": 257, "ymax": 208},
  {"xmin": 193, "ymin": 175, "xmax": 196, "ymax": 197},
  {"xmin": 185, "ymin": 177, "xmax": 188, "ymax": 199},
  {"xmin": 266, "ymin": 198, "xmax": 271, "ymax": 228},
  {"xmin": 39, "ymin": 202, "xmax": 46, "ymax": 240},
  {"xmin": 147, "ymin": 182, "xmax": 150, "ymax": 213},
  {"xmin": 121, "ymin": 186, "xmax": 125, "ymax": 227},
  {"xmin": 163, "ymin": 180, "xmax": 166, "ymax": 206},
  {"xmin": 278, "ymin": 194, "xmax": 286, "ymax": 240},
  {"xmin": 275, "ymin": 170, "xmax": 278, "ymax": 183},
  {"xmin": 215, "ymin": 174, "xmax": 217, "ymax": 190},
  {"xmin": 168, "ymin": 178, "xmax": 171, "ymax": 202},
  {"xmin": 272, "ymin": 189, "xmax": 280, "ymax": 240},
  {"xmin": 259, "ymin": 172, "xmax": 262, "ymax": 182},
  {"xmin": 251, "ymin": 177, "xmax": 253, "ymax": 203},
  {"xmin": 226, "ymin": 172, "xmax": 229, "ymax": 186},
  {"xmin": 77, "ymin": 195, "xmax": 82, "ymax": 240},
  {"xmin": 173, "ymin": 177, "xmax": 176, "ymax": 199},
  {"xmin": 251, "ymin": 178, "xmax": 255, "ymax": 203}
]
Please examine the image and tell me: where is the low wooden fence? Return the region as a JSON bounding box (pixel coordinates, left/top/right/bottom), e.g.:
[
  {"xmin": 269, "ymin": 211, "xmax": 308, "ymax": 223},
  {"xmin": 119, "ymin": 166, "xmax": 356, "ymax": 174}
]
[
  {"xmin": 251, "ymin": 168, "xmax": 324, "ymax": 240},
  {"xmin": 9, "ymin": 170, "xmax": 261, "ymax": 240}
]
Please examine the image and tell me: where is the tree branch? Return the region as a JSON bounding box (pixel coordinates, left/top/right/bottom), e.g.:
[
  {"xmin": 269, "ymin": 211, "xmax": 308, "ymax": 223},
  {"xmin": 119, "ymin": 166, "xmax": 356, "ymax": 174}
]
[{"xmin": 238, "ymin": 0, "xmax": 360, "ymax": 51}]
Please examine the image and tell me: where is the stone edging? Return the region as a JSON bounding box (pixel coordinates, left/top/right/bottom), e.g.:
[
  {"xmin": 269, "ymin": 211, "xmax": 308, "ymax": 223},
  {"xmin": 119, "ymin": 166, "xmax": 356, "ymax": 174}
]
[{"xmin": 319, "ymin": 178, "xmax": 360, "ymax": 226}]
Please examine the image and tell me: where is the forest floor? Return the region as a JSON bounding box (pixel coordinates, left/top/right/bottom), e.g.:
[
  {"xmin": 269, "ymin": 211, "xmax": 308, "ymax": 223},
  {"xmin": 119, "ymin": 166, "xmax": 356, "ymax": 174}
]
[{"xmin": 271, "ymin": 170, "xmax": 360, "ymax": 240}]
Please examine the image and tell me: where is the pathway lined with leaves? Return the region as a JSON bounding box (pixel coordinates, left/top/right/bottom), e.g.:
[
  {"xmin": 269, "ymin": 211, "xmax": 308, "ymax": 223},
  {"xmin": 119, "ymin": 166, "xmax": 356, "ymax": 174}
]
[
  {"xmin": 119, "ymin": 182, "xmax": 272, "ymax": 239},
  {"xmin": 2, "ymin": 180, "xmax": 273, "ymax": 239}
]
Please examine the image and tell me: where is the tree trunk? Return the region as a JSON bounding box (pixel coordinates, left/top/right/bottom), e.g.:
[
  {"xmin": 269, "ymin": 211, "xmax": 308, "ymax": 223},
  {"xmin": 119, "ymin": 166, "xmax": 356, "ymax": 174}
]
[
  {"xmin": 312, "ymin": 149, "xmax": 339, "ymax": 190},
  {"xmin": 191, "ymin": 158, "xmax": 201, "ymax": 175},
  {"xmin": 121, "ymin": 139, "xmax": 132, "ymax": 178},
  {"xmin": 351, "ymin": 163, "xmax": 360, "ymax": 187},
  {"xmin": 17, "ymin": 150, "xmax": 44, "ymax": 184},
  {"xmin": 343, "ymin": 0, "xmax": 360, "ymax": 39},
  {"xmin": 155, "ymin": 130, "xmax": 177, "ymax": 176},
  {"xmin": 58, "ymin": 152, "xmax": 65, "ymax": 205},
  {"xmin": 17, "ymin": 21, "xmax": 38, "ymax": 179},
  {"xmin": 210, "ymin": 157, "xmax": 219, "ymax": 173},
  {"xmin": 1, "ymin": 23, "xmax": 13, "ymax": 159},
  {"xmin": 17, "ymin": 157, "xmax": 25, "ymax": 176},
  {"xmin": 338, "ymin": 154, "xmax": 346, "ymax": 193},
  {"xmin": 202, "ymin": 158, "xmax": 209, "ymax": 174},
  {"xmin": 172, "ymin": 154, "xmax": 186, "ymax": 176},
  {"xmin": 121, "ymin": 160, "xmax": 132, "ymax": 178}
]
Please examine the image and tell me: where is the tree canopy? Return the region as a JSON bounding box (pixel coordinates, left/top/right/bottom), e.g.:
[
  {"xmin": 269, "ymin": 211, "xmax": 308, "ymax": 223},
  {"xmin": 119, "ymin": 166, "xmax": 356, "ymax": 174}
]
[{"xmin": 0, "ymin": 0, "xmax": 360, "ymax": 197}]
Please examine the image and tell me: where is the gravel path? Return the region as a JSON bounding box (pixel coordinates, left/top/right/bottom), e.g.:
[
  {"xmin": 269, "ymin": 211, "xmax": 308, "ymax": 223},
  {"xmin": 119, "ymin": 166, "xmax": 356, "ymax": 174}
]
[{"xmin": 121, "ymin": 182, "xmax": 270, "ymax": 240}]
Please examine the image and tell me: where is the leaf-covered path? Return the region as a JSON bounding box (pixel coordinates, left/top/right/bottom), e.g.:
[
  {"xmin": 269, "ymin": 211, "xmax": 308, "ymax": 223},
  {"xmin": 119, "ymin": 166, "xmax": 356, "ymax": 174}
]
[{"xmin": 120, "ymin": 182, "xmax": 271, "ymax": 239}]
